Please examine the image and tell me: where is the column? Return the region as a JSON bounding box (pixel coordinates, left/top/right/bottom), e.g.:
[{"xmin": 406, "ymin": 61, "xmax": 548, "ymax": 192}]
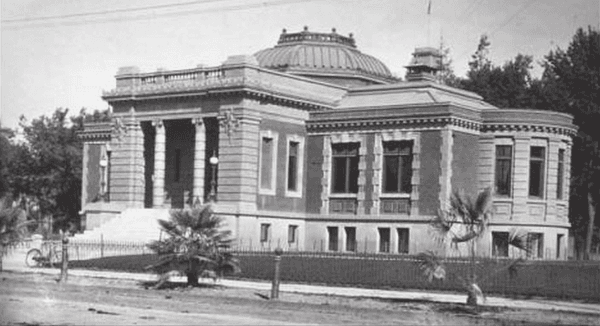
[
  {"xmin": 153, "ymin": 119, "xmax": 166, "ymax": 208},
  {"xmin": 192, "ymin": 117, "xmax": 205, "ymax": 205}
]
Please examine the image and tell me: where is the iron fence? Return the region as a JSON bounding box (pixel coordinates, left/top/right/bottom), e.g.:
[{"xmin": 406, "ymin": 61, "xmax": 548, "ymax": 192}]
[{"xmin": 61, "ymin": 239, "xmax": 600, "ymax": 301}]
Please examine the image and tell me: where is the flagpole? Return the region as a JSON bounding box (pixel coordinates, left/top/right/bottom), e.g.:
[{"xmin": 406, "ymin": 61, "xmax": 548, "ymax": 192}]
[{"xmin": 427, "ymin": 0, "xmax": 432, "ymax": 46}]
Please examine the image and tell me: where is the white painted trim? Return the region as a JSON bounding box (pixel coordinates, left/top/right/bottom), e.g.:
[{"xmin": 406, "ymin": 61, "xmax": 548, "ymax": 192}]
[
  {"xmin": 373, "ymin": 131, "xmax": 420, "ymax": 215},
  {"xmin": 321, "ymin": 133, "xmax": 367, "ymax": 215},
  {"xmin": 284, "ymin": 134, "xmax": 305, "ymax": 198},
  {"xmin": 258, "ymin": 130, "xmax": 278, "ymax": 196}
]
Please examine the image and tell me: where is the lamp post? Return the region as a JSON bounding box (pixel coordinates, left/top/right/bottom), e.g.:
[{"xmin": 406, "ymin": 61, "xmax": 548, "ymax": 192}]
[
  {"xmin": 209, "ymin": 153, "xmax": 219, "ymax": 202},
  {"xmin": 99, "ymin": 155, "xmax": 108, "ymax": 202}
]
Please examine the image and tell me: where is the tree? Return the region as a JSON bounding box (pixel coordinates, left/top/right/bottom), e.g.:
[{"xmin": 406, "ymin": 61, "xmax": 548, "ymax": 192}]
[
  {"xmin": 437, "ymin": 38, "xmax": 461, "ymax": 87},
  {"xmin": 0, "ymin": 197, "xmax": 31, "ymax": 271},
  {"xmin": 460, "ymin": 35, "xmax": 535, "ymax": 108},
  {"xmin": 541, "ymin": 27, "xmax": 600, "ymax": 259},
  {"xmin": 145, "ymin": 204, "xmax": 240, "ymax": 288},
  {"xmin": 417, "ymin": 188, "xmax": 529, "ymax": 306},
  {"xmin": 0, "ymin": 132, "xmax": 12, "ymax": 197},
  {"xmin": 6, "ymin": 108, "xmax": 110, "ymax": 233}
]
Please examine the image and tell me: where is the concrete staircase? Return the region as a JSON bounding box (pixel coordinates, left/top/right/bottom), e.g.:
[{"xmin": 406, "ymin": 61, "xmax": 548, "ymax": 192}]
[{"xmin": 71, "ymin": 209, "xmax": 171, "ymax": 243}]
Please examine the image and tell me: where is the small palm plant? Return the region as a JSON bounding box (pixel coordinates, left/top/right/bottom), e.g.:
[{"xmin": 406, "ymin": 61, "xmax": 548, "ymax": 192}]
[
  {"xmin": 145, "ymin": 204, "xmax": 240, "ymax": 288},
  {"xmin": 417, "ymin": 187, "xmax": 529, "ymax": 306}
]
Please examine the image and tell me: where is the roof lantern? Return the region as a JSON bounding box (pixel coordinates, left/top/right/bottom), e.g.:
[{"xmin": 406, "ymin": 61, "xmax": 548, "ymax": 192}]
[{"xmin": 405, "ymin": 47, "xmax": 442, "ymax": 82}]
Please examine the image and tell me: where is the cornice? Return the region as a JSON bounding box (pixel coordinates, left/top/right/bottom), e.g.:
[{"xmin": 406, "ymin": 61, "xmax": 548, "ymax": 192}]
[
  {"xmin": 307, "ymin": 115, "xmax": 481, "ymax": 133},
  {"xmin": 77, "ymin": 122, "xmax": 112, "ymax": 141},
  {"xmin": 481, "ymin": 124, "xmax": 577, "ymax": 137},
  {"xmin": 103, "ymin": 76, "xmax": 336, "ymax": 111}
]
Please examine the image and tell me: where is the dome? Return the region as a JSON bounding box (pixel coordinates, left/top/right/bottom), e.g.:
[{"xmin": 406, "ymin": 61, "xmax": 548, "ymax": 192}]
[{"xmin": 254, "ymin": 27, "xmax": 396, "ymax": 87}]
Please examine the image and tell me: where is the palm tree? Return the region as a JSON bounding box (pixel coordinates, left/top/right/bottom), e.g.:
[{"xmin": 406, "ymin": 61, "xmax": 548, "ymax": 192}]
[
  {"xmin": 0, "ymin": 197, "xmax": 31, "ymax": 271},
  {"xmin": 145, "ymin": 204, "xmax": 240, "ymax": 288},
  {"xmin": 417, "ymin": 187, "xmax": 529, "ymax": 306}
]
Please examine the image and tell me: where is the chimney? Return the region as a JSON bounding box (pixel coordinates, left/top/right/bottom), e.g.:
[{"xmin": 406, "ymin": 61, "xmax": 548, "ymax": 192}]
[{"xmin": 404, "ymin": 47, "xmax": 442, "ymax": 82}]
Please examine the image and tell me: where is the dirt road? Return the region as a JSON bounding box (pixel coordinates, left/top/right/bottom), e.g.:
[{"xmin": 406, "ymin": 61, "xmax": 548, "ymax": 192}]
[{"xmin": 1, "ymin": 272, "xmax": 598, "ymax": 325}]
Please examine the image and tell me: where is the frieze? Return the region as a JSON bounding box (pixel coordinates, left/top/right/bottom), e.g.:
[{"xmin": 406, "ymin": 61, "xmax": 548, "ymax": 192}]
[
  {"xmin": 481, "ymin": 124, "xmax": 576, "ymax": 137},
  {"xmin": 307, "ymin": 116, "xmax": 481, "ymax": 133}
]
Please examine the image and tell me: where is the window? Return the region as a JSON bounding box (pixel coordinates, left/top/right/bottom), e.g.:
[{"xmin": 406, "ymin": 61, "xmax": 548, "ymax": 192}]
[
  {"xmin": 379, "ymin": 228, "xmax": 390, "ymax": 253},
  {"xmin": 174, "ymin": 149, "xmax": 181, "ymax": 182},
  {"xmin": 288, "ymin": 225, "xmax": 298, "ymax": 244},
  {"xmin": 345, "ymin": 227, "xmax": 356, "ymax": 252},
  {"xmin": 327, "ymin": 226, "xmax": 339, "ymax": 251},
  {"xmin": 331, "ymin": 143, "xmax": 359, "ymax": 193},
  {"xmin": 495, "ymin": 145, "xmax": 513, "ymax": 196},
  {"xmin": 260, "ymin": 223, "xmax": 270, "ymax": 243},
  {"xmin": 557, "ymin": 234, "xmax": 564, "ymax": 259},
  {"xmin": 287, "ymin": 142, "xmax": 299, "ymax": 191},
  {"xmin": 397, "ymin": 228, "xmax": 409, "ymax": 254},
  {"xmin": 527, "ymin": 233, "xmax": 544, "ymax": 259},
  {"xmin": 259, "ymin": 131, "xmax": 278, "ymax": 195},
  {"xmin": 492, "ymin": 232, "xmax": 509, "ymax": 257},
  {"xmin": 557, "ymin": 149, "xmax": 565, "ymax": 200},
  {"xmin": 382, "ymin": 141, "xmax": 413, "ymax": 193},
  {"xmin": 529, "ymin": 147, "xmax": 546, "ymax": 197}
]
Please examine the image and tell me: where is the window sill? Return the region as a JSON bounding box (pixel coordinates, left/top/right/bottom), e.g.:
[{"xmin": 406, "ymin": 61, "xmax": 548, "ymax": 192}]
[
  {"xmin": 284, "ymin": 190, "xmax": 302, "ymax": 198},
  {"xmin": 259, "ymin": 188, "xmax": 276, "ymax": 196},
  {"xmin": 329, "ymin": 193, "xmax": 358, "ymax": 199},
  {"xmin": 379, "ymin": 193, "xmax": 411, "ymax": 199},
  {"xmin": 527, "ymin": 198, "xmax": 546, "ymax": 204}
]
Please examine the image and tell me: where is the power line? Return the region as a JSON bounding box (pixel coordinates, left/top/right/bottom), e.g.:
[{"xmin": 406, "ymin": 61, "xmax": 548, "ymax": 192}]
[
  {"xmin": 3, "ymin": 0, "xmax": 325, "ymax": 30},
  {"xmin": 455, "ymin": 0, "xmax": 538, "ymax": 65},
  {"xmin": 2, "ymin": 0, "xmax": 235, "ymax": 23},
  {"xmin": 489, "ymin": 0, "xmax": 537, "ymax": 37}
]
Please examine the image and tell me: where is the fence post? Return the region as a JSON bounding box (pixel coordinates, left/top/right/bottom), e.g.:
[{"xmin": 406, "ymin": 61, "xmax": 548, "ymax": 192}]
[
  {"xmin": 270, "ymin": 247, "xmax": 283, "ymax": 300},
  {"xmin": 100, "ymin": 234, "xmax": 104, "ymax": 258},
  {"xmin": 59, "ymin": 231, "xmax": 68, "ymax": 283}
]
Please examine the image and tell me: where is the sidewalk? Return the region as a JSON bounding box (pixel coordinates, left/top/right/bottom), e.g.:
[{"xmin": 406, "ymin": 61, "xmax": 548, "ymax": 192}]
[{"xmin": 3, "ymin": 249, "xmax": 600, "ymax": 316}]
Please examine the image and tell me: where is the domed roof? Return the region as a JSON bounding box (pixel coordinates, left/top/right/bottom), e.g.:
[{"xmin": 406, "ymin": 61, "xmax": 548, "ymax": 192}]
[{"xmin": 254, "ymin": 27, "xmax": 396, "ymax": 86}]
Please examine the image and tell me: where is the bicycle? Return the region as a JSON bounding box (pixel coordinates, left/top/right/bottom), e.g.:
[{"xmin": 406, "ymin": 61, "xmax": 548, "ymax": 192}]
[{"xmin": 25, "ymin": 241, "xmax": 62, "ymax": 268}]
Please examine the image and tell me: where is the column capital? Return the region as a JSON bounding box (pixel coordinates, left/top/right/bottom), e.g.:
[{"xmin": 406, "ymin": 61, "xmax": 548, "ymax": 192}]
[
  {"xmin": 192, "ymin": 117, "xmax": 204, "ymax": 126},
  {"xmin": 152, "ymin": 119, "xmax": 164, "ymax": 128}
]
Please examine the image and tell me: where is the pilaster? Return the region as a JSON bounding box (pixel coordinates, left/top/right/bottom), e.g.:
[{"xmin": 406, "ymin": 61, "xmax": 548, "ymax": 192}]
[
  {"xmin": 512, "ymin": 135, "xmax": 530, "ymax": 220},
  {"xmin": 81, "ymin": 142, "xmax": 90, "ymax": 209},
  {"xmin": 153, "ymin": 119, "xmax": 166, "ymax": 208},
  {"xmin": 192, "ymin": 117, "xmax": 206, "ymax": 205},
  {"xmin": 439, "ymin": 127, "xmax": 453, "ymax": 210},
  {"xmin": 108, "ymin": 108, "xmax": 145, "ymax": 208},
  {"xmin": 217, "ymin": 108, "xmax": 260, "ymax": 212}
]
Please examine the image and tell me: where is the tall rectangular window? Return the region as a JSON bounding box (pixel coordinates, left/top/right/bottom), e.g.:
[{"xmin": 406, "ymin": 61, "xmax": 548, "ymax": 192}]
[
  {"xmin": 495, "ymin": 145, "xmax": 512, "ymax": 196},
  {"xmin": 260, "ymin": 137, "xmax": 273, "ymax": 189},
  {"xmin": 397, "ymin": 228, "xmax": 409, "ymax": 254},
  {"xmin": 287, "ymin": 141, "xmax": 299, "ymax": 191},
  {"xmin": 345, "ymin": 227, "xmax": 356, "ymax": 252},
  {"xmin": 556, "ymin": 234, "xmax": 564, "ymax": 259},
  {"xmin": 378, "ymin": 228, "xmax": 390, "ymax": 253},
  {"xmin": 529, "ymin": 147, "xmax": 546, "ymax": 197},
  {"xmin": 557, "ymin": 149, "xmax": 565, "ymax": 200},
  {"xmin": 327, "ymin": 226, "xmax": 339, "ymax": 251},
  {"xmin": 527, "ymin": 233, "xmax": 544, "ymax": 259},
  {"xmin": 492, "ymin": 232, "xmax": 509, "ymax": 257},
  {"xmin": 331, "ymin": 143, "xmax": 359, "ymax": 193},
  {"xmin": 383, "ymin": 141, "xmax": 413, "ymax": 193},
  {"xmin": 260, "ymin": 223, "xmax": 270, "ymax": 243},
  {"xmin": 288, "ymin": 225, "xmax": 298, "ymax": 244}
]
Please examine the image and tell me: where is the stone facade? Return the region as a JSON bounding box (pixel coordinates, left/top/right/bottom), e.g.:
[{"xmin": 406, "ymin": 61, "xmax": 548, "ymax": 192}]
[{"xmin": 78, "ymin": 29, "xmax": 577, "ymax": 259}]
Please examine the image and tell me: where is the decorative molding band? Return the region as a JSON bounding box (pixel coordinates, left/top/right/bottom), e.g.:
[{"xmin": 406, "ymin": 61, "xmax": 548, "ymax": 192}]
[
  {"xmin": 481, "ymin": 124, "xmax": 576, "ymax": 137},
  {"xmin": 307, "ymin": 117, "xmax": 480, "ymax": 134}
]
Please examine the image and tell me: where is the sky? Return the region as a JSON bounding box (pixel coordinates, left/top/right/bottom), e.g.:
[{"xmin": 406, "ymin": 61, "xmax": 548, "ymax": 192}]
[{"xmin": 1, "ymin": 0, "xmax": 599, "ymax": 130}]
